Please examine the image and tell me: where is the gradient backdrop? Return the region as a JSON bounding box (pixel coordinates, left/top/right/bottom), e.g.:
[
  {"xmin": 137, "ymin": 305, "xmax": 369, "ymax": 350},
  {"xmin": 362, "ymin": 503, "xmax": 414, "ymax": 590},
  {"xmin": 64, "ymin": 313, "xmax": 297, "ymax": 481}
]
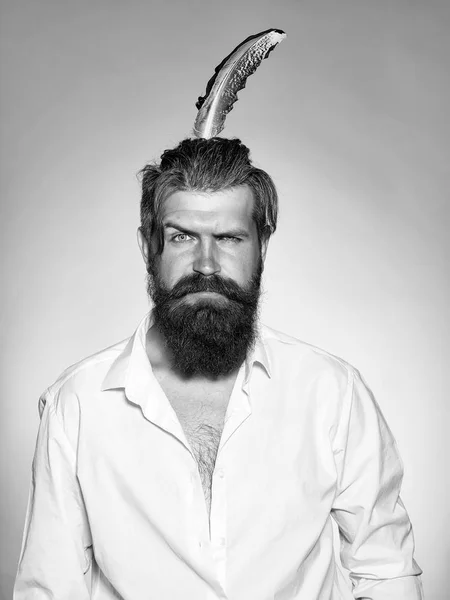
[{"xmin": 1, "ymin": 1, "xmax": 449, "ymax": 598}]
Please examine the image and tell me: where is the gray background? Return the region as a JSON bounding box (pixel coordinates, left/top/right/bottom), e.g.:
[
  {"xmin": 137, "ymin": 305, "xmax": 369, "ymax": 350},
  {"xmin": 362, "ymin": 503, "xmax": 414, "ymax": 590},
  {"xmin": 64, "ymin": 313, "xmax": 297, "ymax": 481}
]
[{"xmin": 1, "ymin": 0, "xmax": 448, "ymax": 598}]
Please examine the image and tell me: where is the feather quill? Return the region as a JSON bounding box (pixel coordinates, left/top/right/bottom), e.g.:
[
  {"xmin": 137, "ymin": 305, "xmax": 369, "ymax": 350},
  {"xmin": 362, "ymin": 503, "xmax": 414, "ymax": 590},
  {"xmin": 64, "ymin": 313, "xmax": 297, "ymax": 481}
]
[{"xmin": 193, "ymin": 28, "xmax": 286, "ymax": 139}]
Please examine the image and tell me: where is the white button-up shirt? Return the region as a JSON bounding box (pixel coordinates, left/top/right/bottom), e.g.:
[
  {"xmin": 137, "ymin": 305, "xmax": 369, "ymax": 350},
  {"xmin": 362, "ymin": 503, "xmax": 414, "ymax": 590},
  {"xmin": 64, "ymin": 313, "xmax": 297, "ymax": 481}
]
[{"xmin": 14, "ymin": 312, "xmax": 423, "ymax": 599}]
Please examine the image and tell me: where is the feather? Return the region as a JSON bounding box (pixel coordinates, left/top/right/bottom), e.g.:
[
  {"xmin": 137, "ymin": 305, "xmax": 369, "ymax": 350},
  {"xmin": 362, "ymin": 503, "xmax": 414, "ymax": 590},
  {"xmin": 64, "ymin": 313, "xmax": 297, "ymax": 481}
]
[{"xmin": 193, "ymin": 28, "xmax": 286, "ymax": 139}]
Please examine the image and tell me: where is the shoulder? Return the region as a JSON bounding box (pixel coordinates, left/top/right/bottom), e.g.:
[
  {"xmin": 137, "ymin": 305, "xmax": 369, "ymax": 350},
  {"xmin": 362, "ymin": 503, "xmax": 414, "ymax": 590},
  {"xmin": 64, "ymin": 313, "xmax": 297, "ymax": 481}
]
[
  {"xmin": 39, "ymin": 337, "xmax": 130, "ymax": 416},
  {"xmin": 260, "ymin": 322, "xmax": 356, "ymax": 389}
]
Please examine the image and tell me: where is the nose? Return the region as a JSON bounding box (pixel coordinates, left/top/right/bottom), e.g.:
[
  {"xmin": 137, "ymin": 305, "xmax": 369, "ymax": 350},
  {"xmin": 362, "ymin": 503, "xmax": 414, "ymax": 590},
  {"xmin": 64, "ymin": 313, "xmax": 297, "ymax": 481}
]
[{"xmin": 192, "ymin": 240, "xmax": 220, "ymax": 276}]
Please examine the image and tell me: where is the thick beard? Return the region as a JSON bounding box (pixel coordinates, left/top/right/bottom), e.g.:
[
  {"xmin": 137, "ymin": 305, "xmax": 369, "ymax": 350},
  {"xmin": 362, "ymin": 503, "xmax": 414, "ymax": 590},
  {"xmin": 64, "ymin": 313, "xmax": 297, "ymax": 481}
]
[{"xmin": 146, "ymin": 259, "xmax": 263, "ymax": 379}]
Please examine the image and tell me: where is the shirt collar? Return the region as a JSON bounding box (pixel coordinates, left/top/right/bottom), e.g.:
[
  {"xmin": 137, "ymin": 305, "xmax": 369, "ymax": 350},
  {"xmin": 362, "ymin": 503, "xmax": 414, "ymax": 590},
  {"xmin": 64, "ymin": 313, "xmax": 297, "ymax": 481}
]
[{"xmin": 101, "ymin": 310, "xmax": 271, "ymax": 392}]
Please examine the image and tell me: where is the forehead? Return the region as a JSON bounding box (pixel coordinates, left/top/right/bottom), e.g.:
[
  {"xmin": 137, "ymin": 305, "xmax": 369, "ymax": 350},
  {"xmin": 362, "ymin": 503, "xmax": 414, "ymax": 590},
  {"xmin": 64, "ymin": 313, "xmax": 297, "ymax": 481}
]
[{"xmin": 160, "ymin": 186, "xmax": 255, "ymax": 228}]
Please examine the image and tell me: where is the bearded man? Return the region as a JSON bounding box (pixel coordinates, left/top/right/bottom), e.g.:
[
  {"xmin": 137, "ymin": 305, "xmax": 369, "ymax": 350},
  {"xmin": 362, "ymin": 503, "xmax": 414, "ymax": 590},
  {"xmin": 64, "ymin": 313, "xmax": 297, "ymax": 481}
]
[{"xmin": 14, "ymin": 138, "xmax": 423, "ymax": 599}]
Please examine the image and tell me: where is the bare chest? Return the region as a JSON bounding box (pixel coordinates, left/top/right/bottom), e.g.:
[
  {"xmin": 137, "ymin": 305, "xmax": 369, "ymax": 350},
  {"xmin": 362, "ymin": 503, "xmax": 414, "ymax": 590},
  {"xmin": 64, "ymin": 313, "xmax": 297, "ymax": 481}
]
[
  {"xmin": 157, "ymin": 378, "xmax": 235, "ymax": 516},
  {"xmin": 176, "ymin": 400, "xmax": 228, "ymax": 482}
]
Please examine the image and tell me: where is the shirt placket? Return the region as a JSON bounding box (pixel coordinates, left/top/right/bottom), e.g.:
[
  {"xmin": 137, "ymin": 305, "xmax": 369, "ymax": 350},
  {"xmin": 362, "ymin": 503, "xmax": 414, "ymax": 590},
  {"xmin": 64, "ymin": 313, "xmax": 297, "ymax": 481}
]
[
  {"xmin": 209, "ymin": 465, "xmax": 227, "ymax": 591},
  {"xmin": 207, "ymin": 365, "xmax": 251, "ymax": 597}
]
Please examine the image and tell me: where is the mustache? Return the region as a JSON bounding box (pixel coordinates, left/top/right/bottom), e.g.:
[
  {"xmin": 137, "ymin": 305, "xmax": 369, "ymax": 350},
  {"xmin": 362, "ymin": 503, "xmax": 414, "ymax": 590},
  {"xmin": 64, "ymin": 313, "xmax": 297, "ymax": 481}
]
[{"xmin": 165, "ymin": 273, "xmax": 256, "ymax": 305}]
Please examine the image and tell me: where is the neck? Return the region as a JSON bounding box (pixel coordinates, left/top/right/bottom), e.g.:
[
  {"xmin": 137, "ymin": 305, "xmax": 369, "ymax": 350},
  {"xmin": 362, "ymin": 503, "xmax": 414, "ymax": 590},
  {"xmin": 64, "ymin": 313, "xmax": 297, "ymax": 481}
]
[{"xmin": 145, "ymin": 324, "xmax": 241, "ymax": 383}]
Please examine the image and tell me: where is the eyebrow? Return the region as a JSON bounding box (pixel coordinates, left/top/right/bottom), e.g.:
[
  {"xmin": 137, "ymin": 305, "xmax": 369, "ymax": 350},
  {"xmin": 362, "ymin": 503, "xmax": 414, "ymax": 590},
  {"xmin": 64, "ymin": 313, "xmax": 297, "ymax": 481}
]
[{"xmin": 163, "ymin": 221, "xmax": 250, "ymax": 238}]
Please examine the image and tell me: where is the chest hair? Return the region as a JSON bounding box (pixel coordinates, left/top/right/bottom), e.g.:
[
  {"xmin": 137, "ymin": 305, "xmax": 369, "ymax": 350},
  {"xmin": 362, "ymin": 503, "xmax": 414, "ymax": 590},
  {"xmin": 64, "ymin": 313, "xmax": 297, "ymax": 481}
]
[
  {"xmin": 176, "ymin": 402, "xmax": 226, "ymax": 515},
  {"xmin": 153, "ymin": 369, "xmax": 236, "ymax": 515}
]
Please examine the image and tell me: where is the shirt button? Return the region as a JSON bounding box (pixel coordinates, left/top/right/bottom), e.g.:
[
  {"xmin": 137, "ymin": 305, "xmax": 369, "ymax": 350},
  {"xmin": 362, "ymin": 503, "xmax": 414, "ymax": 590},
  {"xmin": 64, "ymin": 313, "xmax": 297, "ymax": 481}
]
[
  {"xmin": 216, "ymin": 469, "xmax": 224, "ymax": 479},
  {"xmin": 218, "ymin": 537, "xmax": 226, "ymax": 546}
]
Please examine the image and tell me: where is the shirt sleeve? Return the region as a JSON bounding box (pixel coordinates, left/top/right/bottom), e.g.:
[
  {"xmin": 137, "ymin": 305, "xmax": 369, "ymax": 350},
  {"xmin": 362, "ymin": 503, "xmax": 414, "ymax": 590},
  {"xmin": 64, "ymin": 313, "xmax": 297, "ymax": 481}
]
[
  {"xmin": 331, "ymin": 368, "xmax": 424, "ymax": 600},
  {"xmin": 14, "ymin": 391, "xmax": 92, "ymax": 600}
]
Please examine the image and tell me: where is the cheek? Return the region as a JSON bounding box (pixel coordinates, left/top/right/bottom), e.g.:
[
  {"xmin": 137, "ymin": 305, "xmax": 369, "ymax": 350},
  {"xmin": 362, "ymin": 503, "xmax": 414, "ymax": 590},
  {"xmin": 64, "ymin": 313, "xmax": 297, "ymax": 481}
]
[
  {"xmin": 157, "ymin": 251, "xmax": 188, "ymax": 286},
  {"xmin": 226, "ymin": 246, "xmax": 261, "ymax": 281}
]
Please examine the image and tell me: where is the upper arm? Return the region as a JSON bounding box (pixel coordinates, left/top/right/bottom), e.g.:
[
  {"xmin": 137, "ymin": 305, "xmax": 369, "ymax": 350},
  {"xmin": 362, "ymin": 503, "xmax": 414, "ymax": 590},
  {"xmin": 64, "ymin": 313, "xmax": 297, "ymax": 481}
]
[
  {"xmin": 14, "ymin": 390, "xmax": 92, "ymax": 599},
  {"xmin": 331, "ymin": 368, "xmax": 423, "ymax": 599}
]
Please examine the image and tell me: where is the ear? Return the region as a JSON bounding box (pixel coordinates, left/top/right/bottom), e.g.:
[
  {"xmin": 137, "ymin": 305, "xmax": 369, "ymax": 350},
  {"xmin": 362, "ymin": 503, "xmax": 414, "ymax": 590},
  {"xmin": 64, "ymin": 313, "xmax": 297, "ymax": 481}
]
[{"xmin": 137, "ymin": 227, "xmax": 149, "ymax": 264}]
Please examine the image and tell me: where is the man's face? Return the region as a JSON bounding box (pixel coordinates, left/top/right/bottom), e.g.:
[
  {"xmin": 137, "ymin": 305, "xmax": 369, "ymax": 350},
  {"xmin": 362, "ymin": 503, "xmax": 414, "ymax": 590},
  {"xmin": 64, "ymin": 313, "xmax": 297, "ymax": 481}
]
[
  {"xmin": 138, "ymin": 185, "xmax": 268, "ymax": 378},
  {"xmin": 152, "ymin": 185, "xmax": 263, "ymax": 294}
]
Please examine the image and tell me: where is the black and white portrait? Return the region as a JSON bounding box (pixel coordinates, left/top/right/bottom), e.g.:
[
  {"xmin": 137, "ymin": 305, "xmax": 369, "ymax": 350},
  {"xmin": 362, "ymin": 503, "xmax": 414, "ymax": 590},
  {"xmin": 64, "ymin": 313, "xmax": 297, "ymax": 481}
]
[{"xmin": 2, "ymin": 1, "xmax": 448, "ymax": 598}]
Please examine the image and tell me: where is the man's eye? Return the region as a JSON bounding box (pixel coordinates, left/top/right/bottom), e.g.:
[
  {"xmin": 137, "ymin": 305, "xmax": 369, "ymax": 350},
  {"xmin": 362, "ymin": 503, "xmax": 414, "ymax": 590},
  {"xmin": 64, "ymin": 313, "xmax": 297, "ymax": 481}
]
[
  {"xmin": 219, "ymin": 236, "xmax": 241, "ymax": 243},
  {"xmin": 172, "ymin": 233, "xmax": 191, "ymax": 243}
]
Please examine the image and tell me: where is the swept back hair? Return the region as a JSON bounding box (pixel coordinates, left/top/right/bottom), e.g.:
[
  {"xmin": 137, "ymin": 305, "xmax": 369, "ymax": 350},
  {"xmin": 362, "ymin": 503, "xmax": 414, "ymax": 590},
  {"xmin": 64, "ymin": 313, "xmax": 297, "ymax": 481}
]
[{"xmin": 139, "ymin": 137, "xmax": 278, "ymax": 255}]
